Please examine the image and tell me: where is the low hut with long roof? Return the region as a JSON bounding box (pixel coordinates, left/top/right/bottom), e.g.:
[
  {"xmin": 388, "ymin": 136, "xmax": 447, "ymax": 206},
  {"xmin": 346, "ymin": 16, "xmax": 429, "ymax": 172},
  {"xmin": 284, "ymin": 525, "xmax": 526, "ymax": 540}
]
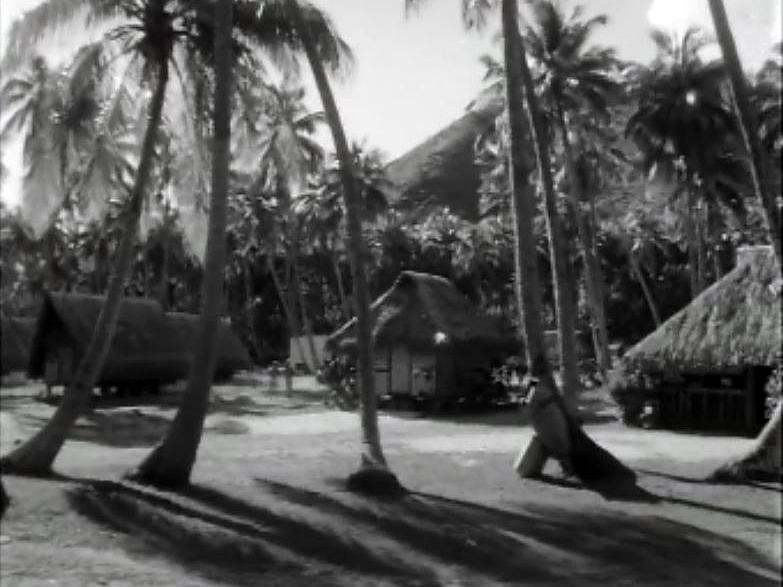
[
  {"xmin": 327, "ymin": 271, "xmax": 519, "ymax": 405},
  {"xmin": 28, "ymin": 292, "xmax": 249, "ymax": 393},
  {"xmin": 623, "ymin": 246, "xmax": 781, "ymax": 434}
]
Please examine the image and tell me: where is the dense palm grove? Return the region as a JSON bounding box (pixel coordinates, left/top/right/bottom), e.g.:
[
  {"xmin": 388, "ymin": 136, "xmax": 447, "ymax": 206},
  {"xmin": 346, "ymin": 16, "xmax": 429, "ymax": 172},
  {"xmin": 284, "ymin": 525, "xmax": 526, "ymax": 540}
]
[
  {"xmin": 0, "ymin": 0, "xmax": 779, "ymax": 488},
  {"xmin": 2, "ymin": 5, "xmax": 777, "ymax": 362}
]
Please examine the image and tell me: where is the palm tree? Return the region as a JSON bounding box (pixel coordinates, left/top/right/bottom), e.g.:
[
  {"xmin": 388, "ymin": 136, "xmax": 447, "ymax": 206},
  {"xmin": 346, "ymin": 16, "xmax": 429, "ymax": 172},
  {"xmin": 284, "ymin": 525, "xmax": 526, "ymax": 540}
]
[
  {"xmin": 478, "ymin": 54, "xmax": 581, "ymax": 410},
  {"xmin": 129, "ymin": 0, "xmax": 233, "ymax": 487},
  {"xmin": 1, "ymin": 0, "xmax": 346, "ymax": 477},
  {"xmin": 287, "ymin": 0, "xmax": 403, "ymax": 493},
  {"xmin": 625, "ymin": 27, "xmax": 740, "ymax": 298},
  {"xmin": 522, "ymin": 1, "xmax": 620, "ymax": 378},
  {"xmin": 707, "ymin": 0, "xmax": 782, "ymax": 483},
  {"xmin": 0, "ymin": 48, "xmax": 131, "ymax": 237},
  {"xmin": 234, "ymin": 78, "xmax": 328, "ymax": 372},
  {"xmin": 293, "ymin": 143, "xmax": 390, "ymax": 321},
  {"xmin": 0, "ymin": 0, "xmax": 177, "ymax": 476},
  {"xmin": 407, "ymin": 0, "xmax": 633, "ymax": 484}
]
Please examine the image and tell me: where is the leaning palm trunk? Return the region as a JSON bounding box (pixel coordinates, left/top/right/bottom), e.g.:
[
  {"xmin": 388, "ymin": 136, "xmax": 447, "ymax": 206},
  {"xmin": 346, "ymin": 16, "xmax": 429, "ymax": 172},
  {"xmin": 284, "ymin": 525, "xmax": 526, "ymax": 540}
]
[
  {"xmin": 267, "ymin": 256, "xmax": 312, "ymax": 374},
  {"xmin": 504, "ymin": 0, "xmax": 633, "ymax": 485},
  {"xmin": 554, "ymin": 105, "xmax": 612, "ymax": 377},
  {"xmin": 130, "ymin": 0, "xmax": 232, "ymax": 488},
  {"xmin": 708, "ymin": 0, "xmax": 781, "ymax": 271},
  {"xmin": 0, "ymin": 61, "xmax": 170, "ymax": 476},
  {"xmin": 289, "ymin": 0, "xmax": 400, "ymax": 492},
  {"xmin": 711, "ymin": 401, "xmax": 782, "ymax": 482},
  {"xmin": 519, "ymin": 87, "xmax": 581, "ymax": 410}
]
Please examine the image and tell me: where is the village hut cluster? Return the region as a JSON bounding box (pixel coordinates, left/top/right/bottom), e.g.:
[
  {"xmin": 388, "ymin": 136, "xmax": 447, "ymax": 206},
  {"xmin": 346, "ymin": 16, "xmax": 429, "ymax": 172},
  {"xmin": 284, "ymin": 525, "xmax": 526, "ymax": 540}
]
[{"xmin": 622, "ymin": 246, "xmax": 781, "ymax": 434}]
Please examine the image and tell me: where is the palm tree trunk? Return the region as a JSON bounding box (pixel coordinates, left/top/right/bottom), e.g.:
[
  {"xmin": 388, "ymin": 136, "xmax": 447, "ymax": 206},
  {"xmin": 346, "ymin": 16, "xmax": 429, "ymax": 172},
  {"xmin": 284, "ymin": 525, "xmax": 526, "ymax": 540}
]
[
  {"xmin": 0, "ymin": 60, "xmax": 170, "ymax": 476},
  {"xmin": 130, "ymin": 0, "xmax": 233, "ymax": 488},
  {"xmin": 685, "ymin": 182, "xmax": 701, "ymax": 298},
  {"xmin": 294, "ymin": 258, "xmax": 321, "ymax": 371},
  {"xmin": 554, "ymin": 104, "xmax": 612, "ymax": 378},
  {"xmin": 243, "ymin": 259, "xmax": 264, "ymax": 362},
  {"xmin": 333, "ymin": 250, "xmax": 351, "ymax": 319},
  {"xmin": 502, "ymin": 0, "xmax": 571, "ymax": 475},
  {"xmin": 711, "ymin": 401, "xmax": 781, "ymax": 482},
  {"xmin": 267, "ymin": 256, "xmax": 311, "ymax": 374},
  {"xmin": 630, "ymin": 254, "xmax": 662, "ymax": 327},
  {"xmin": 159, "ymin": 216, "xmax": 170, "ymax": 310},
  {"xmin": 289, "ymin": 0, "xmax": 398, "ymax": 490},
  {"xmin": 696, "ymin": 200, "xmax": 708, "ymax": 291},
  {"xmin": 708, "ymin": 0, "xmax": 781, "ymax": 271},
  {"xmin": 514, "ymin": 13, "xmax": 580, "ymax": 411},
  {"xmin": 504, "ymin": 0, "xmax": 633, "ymax": 485}
]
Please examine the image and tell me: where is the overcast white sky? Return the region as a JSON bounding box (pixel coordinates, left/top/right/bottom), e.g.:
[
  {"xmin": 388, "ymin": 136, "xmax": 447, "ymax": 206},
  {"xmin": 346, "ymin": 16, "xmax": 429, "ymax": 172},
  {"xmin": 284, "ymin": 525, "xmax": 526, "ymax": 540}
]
[{"xmin": 1, "ymin": 0, "xmax": 780, "ymax": 208}]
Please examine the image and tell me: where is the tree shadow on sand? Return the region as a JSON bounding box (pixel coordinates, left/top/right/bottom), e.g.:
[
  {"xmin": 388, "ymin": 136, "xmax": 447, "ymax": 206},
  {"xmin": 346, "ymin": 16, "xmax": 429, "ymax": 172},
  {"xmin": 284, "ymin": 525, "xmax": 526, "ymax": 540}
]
[
  {"xmin": 65, "ymin": 476, "xmax": 779, "ymax": 586},
  {"xmin": 66, "ymin": 479, "xmax": 440, "ymax": 586},
  {"xmin": 255, "ymin": 478, "xmax": 779, "ymax": 586}
]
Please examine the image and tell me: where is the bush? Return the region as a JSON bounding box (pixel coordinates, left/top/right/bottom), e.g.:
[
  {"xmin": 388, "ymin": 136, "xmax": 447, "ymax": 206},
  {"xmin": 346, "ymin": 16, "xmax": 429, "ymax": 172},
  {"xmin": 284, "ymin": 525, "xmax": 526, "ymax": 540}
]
[
  {"xmin": 605, "ymin": 367, "xmax": 653, "ymax": 426},
  {"xmin": 319, "ymin": 355, "xmax": 359, "ymax": 410}
]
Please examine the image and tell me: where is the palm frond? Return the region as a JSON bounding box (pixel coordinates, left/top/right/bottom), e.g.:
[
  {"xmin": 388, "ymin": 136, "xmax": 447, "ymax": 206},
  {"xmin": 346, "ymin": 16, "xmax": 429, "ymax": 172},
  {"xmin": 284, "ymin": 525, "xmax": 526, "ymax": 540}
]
[{"xmin": 1, "ymin": 0, "xmax": 123, "ymax": 73}]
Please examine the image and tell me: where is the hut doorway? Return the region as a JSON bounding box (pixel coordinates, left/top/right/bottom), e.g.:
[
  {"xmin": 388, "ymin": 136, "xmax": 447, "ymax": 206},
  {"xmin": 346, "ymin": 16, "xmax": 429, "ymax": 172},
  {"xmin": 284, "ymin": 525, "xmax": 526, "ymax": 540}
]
[{"xmin": 391, "ymin": 345, "xmax": 411, "ymax": 395}]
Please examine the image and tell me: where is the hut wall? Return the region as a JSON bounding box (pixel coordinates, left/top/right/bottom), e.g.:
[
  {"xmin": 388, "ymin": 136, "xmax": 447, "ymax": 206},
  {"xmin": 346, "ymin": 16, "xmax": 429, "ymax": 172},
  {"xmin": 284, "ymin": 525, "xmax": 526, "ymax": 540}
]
[
  {"xmin": 435, "ymin": 350, "xmax": 456, "ymax": 397},
  {"xmin": 411, "ymin": 353, "xmax": 436, "ymax": 396},
  {"xmin": 647, "ymin": 369, "xmax": 767, "ymax": 434},
  {"xmin": 390, "ymin": 344, "xmax": 411, "ymax": 395},
  {"xmin": 373, "ymin": 348, "xmax": 391, "ymax": 396}
]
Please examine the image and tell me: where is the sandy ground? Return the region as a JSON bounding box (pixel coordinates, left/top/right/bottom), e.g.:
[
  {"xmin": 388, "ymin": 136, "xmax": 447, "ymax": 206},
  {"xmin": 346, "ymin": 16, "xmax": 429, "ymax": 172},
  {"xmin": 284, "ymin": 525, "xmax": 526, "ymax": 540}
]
[{"xmin": 0, "ymin": 375, "xmax": 780, "ymax": 586}]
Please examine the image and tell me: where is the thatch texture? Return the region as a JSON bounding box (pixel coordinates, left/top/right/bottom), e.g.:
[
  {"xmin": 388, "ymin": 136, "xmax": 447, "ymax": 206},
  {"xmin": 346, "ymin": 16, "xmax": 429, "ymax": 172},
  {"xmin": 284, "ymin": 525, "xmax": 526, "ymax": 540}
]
[
  {"xmin": 28, "ymin": 293, "xmax": 189, "ymax": 384},
  {"xmin": 28, "ymin": 292, "xmax": 250, "ymax": 385},
  {"xmin": 165, "ymin": 312, "xmax": 251, "ymax": 377},
  {"xmin": 623, "ymin": 247, "xmax": 781, "ymax": 371},
  {"xmin": 327, "ymin": 271, "xmax": 519, "ymax": 354},
  {"xmin": 383, "ymin": 90, "xmax": 504, "ymax": 220},
  {"xmin": 1, "ymin": 316, "xmax": 36, "ymax": 374}
]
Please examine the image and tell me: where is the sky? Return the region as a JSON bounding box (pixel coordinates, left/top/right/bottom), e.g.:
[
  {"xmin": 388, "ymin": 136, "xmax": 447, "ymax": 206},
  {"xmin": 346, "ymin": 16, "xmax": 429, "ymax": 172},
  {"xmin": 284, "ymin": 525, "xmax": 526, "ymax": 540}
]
[{"xmin": 0, "ymin": 0, "xmax": 780, "ymax": 208}]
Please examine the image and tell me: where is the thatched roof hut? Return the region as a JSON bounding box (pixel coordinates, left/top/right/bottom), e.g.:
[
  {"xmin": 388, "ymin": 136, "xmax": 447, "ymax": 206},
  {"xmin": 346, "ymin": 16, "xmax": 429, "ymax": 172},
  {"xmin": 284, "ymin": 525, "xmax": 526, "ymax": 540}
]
[
  {"xmin": 1, "ymin": 316, "xmax": 36, "ymax": 374},
  {"xmin": 164, "ymin": 312, "xmax": 251, "ymax": 378},
  {"xmin": 624, "ymin": 246, "xmax": 781, "ymax": 372},
  {"xmin": 383, "ymin": 90, "xmax": 504, "ymax": 220},
  {"xmin": 28, "ymin": 292, "xmax": 250, "ymax": 387},
  {"xmin": 327, "ymin": 271, "xmax": 518, "ymax": 354},
  {"xmin": 28, "ymin": 292, "xmax": 190, "ymax": 384}
]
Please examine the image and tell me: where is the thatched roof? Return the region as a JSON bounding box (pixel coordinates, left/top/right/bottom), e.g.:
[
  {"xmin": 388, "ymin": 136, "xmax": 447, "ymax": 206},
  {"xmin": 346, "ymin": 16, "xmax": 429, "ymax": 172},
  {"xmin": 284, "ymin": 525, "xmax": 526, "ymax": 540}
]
[
  {"xmin": 28, "ymin": 292, "xmax": 189, "ymax": 383},
  {"xmin": 1, "ymin": 316, "xmax": 36, "ymax": 374},
  {"xmin": 28, "ymin": 292, "xmax": 250, "ymax": 383},
  {"xmin": 165, "ymin": 312, "xmax": 251, "ymax": 376},
  {"xmin": 327, "ymin": 271, "xmax": 519, "ymax": 354},
  {"xmin": 383, "ymin": 91, "xmax": 504, "ymax": 220},
  {"xmin": 623, "ymin": 246, "xmax": 781, "ymax": 372}
]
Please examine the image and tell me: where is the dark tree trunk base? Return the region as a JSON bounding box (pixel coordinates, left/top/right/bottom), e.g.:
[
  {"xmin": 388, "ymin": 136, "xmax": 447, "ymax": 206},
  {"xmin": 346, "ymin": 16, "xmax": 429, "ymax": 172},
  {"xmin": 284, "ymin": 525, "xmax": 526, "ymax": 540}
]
[
  {"xmin": 346, "ymin": 468, "xmax": 406, "ymax": 497},
  {"xmin": 0, "ymin": 453, "xmax": 56, "ymax": 479},
  {"xmin": 569, "ymin": 424, "xmax": 636, "ymax": 486},
  {"xmin": 0, "ymin": 478, "xmax": 9, "ymax": 519}
]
